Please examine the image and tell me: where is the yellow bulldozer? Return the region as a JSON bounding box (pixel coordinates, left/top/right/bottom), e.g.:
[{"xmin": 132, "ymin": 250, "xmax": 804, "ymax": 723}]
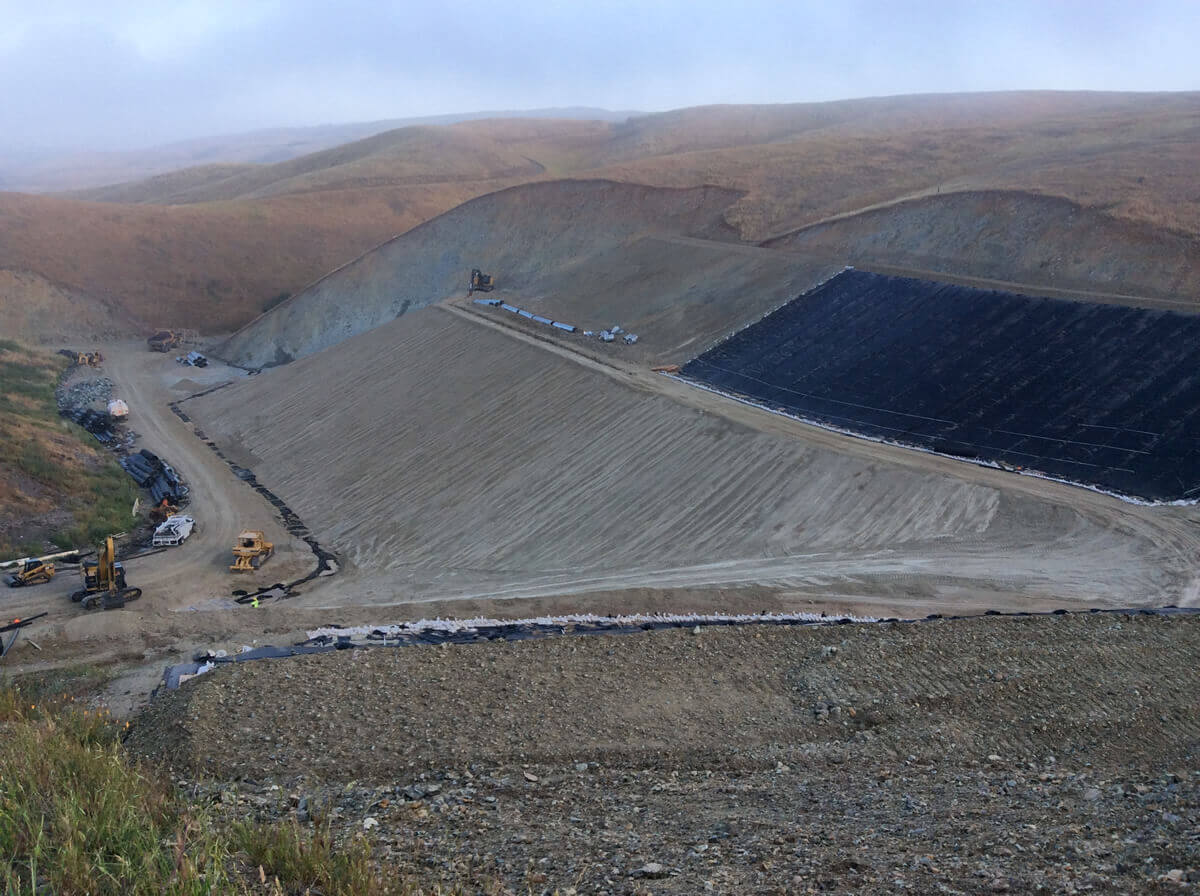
[
  {"xmin": 5, "ymin": 558, "xmax": 56, "ymax": 587},
  {"xmin": 70, "ymin": 536, "xmax": 142, "ymax": 610},
  {"xmin": 230, "ymin": 530, "xmax": 273, "ymax": 572},
  {"xmin": 468, "ymin": 269, "xmax": 495, "ymax": 295}
]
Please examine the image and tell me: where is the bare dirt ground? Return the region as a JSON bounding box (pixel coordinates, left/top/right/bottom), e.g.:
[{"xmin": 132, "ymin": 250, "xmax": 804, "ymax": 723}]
[
  {"xmin": 7, "ymin": 286, "xmax": 1200, "ymax": 715},
  {"xmin": 765, "ymin": 190, "xmax": 1200, "ymax": 308},
  {"xmin": 2, "ymin": 345, "xmax": 317, "ymax": 700},
  {"xmin": 3, "ymin": 285, "xmax": 1197, "ymax": 894},
  {"xmin": 129, "ymin": 613, "xmax": 1200, "ymax": 894},
  {"xmin": 189, "ymin": 303, "xmax": 1200, "ymax": 617}
]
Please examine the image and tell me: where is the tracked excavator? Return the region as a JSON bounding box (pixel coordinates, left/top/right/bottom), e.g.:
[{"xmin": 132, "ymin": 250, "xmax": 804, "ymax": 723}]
[
  {"xmin": 70, "ymin": 536, "xmax": 142, "ymax": 610},
  {"xmin": 468, "ymin": 269, "xmax": 495, "ymax": 295},
  {"xmin": 5, "ymin": 558, "xmax": 56, "ymax": 587}
]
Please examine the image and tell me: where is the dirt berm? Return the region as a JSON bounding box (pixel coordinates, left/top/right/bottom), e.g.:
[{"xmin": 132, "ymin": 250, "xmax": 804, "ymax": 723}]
[{"xmin": 218, "ymin": 180, "xmax": 744, "ymax": 368}]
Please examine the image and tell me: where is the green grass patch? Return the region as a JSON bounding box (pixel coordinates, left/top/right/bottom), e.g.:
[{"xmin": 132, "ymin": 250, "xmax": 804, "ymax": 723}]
[
  {"xmin": 0, "ymin": 352, "xmax": 63, "ymax": 417},
  {"xmin": 0, "ymin": 342, "xmax": 139, "ymax": 557},
  {"xmin": 0, "ymin": 680, "xmax": 429, "ymax": 894}
]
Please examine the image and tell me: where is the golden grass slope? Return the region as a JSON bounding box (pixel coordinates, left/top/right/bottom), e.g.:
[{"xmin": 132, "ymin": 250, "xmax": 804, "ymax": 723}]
[
  {"xmin": 3, "ymin": 91, "xmax": 1200, "ymax": 341},
  {"xmin": 0, "ymin": 181, "xmax": 492, "ymax": 334}
]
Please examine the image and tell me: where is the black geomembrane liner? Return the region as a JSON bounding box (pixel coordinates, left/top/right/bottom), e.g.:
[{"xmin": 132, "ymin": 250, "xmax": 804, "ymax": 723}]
[{"xmin": 680, "ymin": 270, "xmax": 1200, "ymax": 502}]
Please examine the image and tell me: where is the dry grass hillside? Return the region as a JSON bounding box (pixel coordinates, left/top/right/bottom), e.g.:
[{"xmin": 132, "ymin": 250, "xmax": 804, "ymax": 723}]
[
  {"xmin": 3, "ymin": 91, "xmax": 1199, "ymax": 343},
  {"xmin": 70, "ymin": 123, "xmax": 587, "ymax": 204},
  {"xmin": 0, "ymin": 342, "xmax": 135, "ymax": 557},
  {"xmin": 0, "ymin": 181, "xmax": 492, "ymax": 334}
]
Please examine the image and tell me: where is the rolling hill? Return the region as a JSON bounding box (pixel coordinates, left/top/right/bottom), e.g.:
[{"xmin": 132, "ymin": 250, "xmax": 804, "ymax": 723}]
[{"xmin": 3, "ymin": 91, "xmax": 1200, "ymax": 344}]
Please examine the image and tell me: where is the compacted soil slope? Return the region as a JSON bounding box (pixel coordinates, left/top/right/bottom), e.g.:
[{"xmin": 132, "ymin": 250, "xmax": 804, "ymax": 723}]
[
  {"xmin": 186, "ymin": 306, "xmax": 1188, "ymax": 614},
  {"xmin": 766, "ymin": 190, "xmax": 1200, "ymax": 306}
]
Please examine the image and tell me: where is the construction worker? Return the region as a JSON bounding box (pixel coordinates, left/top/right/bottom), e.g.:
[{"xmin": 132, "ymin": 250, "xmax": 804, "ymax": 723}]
[{"xmin": 251, "ymin": 595, "xmax": 260, "ymax": 608}]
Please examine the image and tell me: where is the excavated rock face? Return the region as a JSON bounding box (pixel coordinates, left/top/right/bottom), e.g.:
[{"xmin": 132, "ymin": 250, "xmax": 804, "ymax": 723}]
[
  {"xmin": 217, "ymin": 180, "xmax": 743, "ymax": 368},
  {"xmin": 765, "ymin": 189, "xmax": 1200, "ymax": 304}
]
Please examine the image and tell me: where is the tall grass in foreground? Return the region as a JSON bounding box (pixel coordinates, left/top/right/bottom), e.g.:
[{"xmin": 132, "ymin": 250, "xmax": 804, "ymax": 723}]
[{"xmin": 0, "ymin": 681, "xmax": 427, "ymax": 895}]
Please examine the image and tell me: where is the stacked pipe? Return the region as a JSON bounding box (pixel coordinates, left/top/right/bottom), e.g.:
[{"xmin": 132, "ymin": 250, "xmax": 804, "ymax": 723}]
[
  {"xmin": 119, "ymin": 448, "xmax": 187, "ymax": 504},
  {"xmin": 63, "ymin": 408, "xmax": 117, "ymax": 444}
]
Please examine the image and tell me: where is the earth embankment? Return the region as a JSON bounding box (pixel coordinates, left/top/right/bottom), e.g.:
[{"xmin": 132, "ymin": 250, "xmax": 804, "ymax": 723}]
[
  {"xmin": 765, "ymin": 190, "xmax": 1200, "ymax": 305},
  {"xmin": 187, "ymin": 305, "xmax": 1189, "ymax": 614},
  {"xmin": 217, "ymin": 180, "xmax": 743, "ymax": 368}
]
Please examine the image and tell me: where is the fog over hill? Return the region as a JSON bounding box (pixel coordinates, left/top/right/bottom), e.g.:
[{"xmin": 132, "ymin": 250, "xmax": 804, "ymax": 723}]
[
  {"xmin": 3, "ymin": 93, "xmax": 1199, "ymax": 345},
  {"xmin": 0, "ymin": 108, "xmax": 638, "ymax": 194}
]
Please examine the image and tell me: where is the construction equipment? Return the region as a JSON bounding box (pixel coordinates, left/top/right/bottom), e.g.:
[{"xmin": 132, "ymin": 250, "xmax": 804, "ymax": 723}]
[
  {"xmin": 468, "ymin": 269, "xmax": 495, "ymax": 295},
  {"xmin": 5, "ymin": 558, "xmax": 56, "ymax": 588},
  {"xmin": 58, "ymin": 350, "xmax": 104, "ymax": 367},
  {"xmin": 148, "ymin": 330, "xmax": 181, "ymax": 352},
  {"xmin": 70, "ymin": 536, "xmax": 142, "ymax": 610},
  {"xmin": 230, "ymin": 530, "xmax": 273, "ymax": 572},
  {"xmin": 152, "ymin": 515, "xmax": 194, "ymax": 547},
  {"xmin": 148, "ymin": 498, "xmax": 179, "ymax": 524}
]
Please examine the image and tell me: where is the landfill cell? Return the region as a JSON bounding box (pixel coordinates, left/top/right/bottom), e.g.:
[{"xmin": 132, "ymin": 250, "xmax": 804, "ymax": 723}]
[{"xmin": 681, "ymin": 270, "xmax": 1200, "ymax": 502}]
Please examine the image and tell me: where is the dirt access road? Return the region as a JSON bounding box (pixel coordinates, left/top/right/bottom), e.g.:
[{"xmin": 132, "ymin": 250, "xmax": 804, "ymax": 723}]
[{"xmin": 4, "ymin": 344, "xmax": 317, "ymax": 676}]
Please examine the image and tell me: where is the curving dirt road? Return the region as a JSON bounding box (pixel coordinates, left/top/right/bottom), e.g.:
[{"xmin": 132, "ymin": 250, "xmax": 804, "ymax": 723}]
[{"xmin": 4, "ymin": 344, "xmax": 319, "ymax": 674}]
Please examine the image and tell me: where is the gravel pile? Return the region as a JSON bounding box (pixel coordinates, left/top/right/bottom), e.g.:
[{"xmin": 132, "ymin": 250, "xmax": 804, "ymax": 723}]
[
  {"xmin": 130, "ymin": 614, "xmax": 1199, "ymax": 893},
  {"xmin": 55, "ymin": 375, "xmax": 113, "ymax": 413}
]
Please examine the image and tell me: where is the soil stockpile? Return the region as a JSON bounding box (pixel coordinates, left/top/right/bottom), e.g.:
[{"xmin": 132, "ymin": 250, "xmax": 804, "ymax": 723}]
[
  {"xmin": 130, "ymin": 613, "xmax": 1200, "ymax": 894},
  {"xmin": 184, "ymin": 307, "xmax": 1184, "ymax": 612}
]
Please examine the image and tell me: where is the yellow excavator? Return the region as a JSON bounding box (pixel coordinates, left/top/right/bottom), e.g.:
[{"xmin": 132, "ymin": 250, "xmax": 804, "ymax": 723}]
[
  {"xmin": 230, "ymin": 530, "xmax": 273, "ymax": 572},
  {"xmin": 5, "ymin": 558, "xmax": 56, "ymax": 587},
  {"xmin": 468, "ymin": 269, "xmax": 495, "ymax": 295},
  {"xmin": 70, "ymin": 536, "xmax": 142, "ymax": 610}
]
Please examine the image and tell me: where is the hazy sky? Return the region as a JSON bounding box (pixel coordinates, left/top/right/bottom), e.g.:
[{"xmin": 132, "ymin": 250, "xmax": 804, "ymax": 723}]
[{"xmin": 3, "ymin": 0, "xmax": 1199, "ymax": 150}]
